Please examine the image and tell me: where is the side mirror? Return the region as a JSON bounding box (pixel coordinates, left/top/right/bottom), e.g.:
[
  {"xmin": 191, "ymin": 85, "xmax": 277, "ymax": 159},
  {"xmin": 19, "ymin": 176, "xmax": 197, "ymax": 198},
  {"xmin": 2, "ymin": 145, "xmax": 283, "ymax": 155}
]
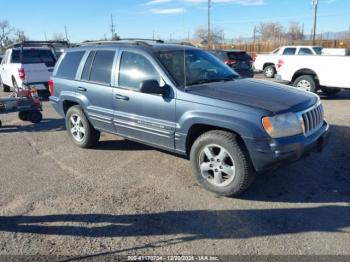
[{"xmin": 140, "ymin": 80, "xmax": 163, "ymax": 95}]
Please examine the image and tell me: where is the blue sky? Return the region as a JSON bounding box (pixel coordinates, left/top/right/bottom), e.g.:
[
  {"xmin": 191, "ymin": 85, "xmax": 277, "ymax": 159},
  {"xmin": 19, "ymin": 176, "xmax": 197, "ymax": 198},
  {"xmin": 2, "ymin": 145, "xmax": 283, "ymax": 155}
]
[{"xmin": 1, "ymin": 0, "xmax": 349, "ymax": 42}]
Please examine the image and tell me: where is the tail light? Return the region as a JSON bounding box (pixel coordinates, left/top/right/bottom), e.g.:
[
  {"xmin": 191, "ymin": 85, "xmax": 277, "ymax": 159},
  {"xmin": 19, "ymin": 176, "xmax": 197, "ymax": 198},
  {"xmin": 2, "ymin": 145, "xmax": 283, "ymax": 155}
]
[
  {"xmin": 225, "ymin": 59, "xmax": 237, "ymax": 66},
  {"xmin": 18, "ymin": 68, "xmax": 25, "ymax": 80},
  {"xmin": 277, "ymin": 59, "xmax": 284, "ymax": 69},
  {"xmin": 48, "ymin": 79, "xmax": 54, "ymax": 95}
]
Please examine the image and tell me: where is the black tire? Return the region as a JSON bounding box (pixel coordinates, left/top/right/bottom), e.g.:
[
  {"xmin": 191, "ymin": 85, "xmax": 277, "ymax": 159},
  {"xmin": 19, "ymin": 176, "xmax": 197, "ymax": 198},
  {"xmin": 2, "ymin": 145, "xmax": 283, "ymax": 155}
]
[
  {"xmin": 28, "ymin": 110, "xmax": 42, "ymax": 124},
  {"xmin": 263, "ymin": 65, "xmax": 276, "ymax": 78},
  {"xmin": 190, "ymin": 130, "xmax": 255, "ymax": 197},
  {"xmin": 18, "ymin": 111, "xmax": 29, "ymax": 121},
  {"xmin": 0, "ymin": 76, "xmax": 10, "ymax": 92},
  {"xmin": 293, "ymin": 75, "xmax": 318, "ymax": 93},
  {"xmin": 65, "ymin": 105, "xmax": 100, "ymax": 148},
  {"xmin": 321, "ymin": 87, "xmax": 341, "ymax": 97}
]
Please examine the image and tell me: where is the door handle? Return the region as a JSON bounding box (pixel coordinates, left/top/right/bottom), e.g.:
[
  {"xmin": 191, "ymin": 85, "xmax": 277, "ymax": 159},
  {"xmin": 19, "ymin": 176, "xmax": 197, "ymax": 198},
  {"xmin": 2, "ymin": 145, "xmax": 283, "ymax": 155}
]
[
  {"xmin": 77, "ymin": 87, "xmax": 87, "ymax": 92},
  {"xmin": 115, "ymin": 94, "xmax": 129, "ymax": 101}
]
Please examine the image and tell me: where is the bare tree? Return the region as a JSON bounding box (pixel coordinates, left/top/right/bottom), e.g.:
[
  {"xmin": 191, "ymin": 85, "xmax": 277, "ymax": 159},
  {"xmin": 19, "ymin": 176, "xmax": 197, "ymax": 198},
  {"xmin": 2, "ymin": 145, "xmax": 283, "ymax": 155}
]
[
  {"xmin": 52, "ymin": 33, "xmax": 66, "ymax": 41},
  {"xmin": 195, "ymin": 26, "xmax": 224, "ymax": 45},
  {"xmin": 257, "ymin": 22, "xmax": 284, "ymax": 42},
  {"xmin": 0, "ymin": 20, "xmax": 13, "ymax": 50},
  {"xmin": 14, "ymin": 30, "xmax": 28, "ymax": 42},
  {"xmin": 286, "ymin": 22, "xmax": 304, "ymax": 41}
]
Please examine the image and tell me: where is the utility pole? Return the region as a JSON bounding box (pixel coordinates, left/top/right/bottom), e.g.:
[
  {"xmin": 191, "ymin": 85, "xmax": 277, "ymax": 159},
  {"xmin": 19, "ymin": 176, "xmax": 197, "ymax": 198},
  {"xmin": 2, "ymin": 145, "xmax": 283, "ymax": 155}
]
[
  {"xmin": 208, "ymin": 0, "xmax": 212, "ymax": 49},
  {"xmin": 64, "ymin": 25, "xmax": 69, "ymax": 42},
  {"xmin": 253, "ymin": 26, "xmax": 257, "ymax": 43},
  {"xmin": 152, "ymin": 30, "xmax": 155, "ymax": 40},
  {"xmin": 312, "ymin": 0, "xmax": 318, "ymax": 45},
  {"xmin": 110, "ymin": 14, "xmax": 116, "ymax": 40}
]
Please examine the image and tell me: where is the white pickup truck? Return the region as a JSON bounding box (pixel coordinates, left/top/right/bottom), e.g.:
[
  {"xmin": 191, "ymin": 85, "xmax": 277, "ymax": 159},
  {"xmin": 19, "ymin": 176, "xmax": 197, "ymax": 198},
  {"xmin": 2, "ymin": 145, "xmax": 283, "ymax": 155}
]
[
  {"xmin": 254, "ymin": 46, "xmax": 322, "ymax": 78},
  {"xmin": 0, "ymin": 43, "xmax": 58, "ymax": 98},
  {"xmin": 275, "ymin": 55, "xmax": 350, "ymax": 96}
]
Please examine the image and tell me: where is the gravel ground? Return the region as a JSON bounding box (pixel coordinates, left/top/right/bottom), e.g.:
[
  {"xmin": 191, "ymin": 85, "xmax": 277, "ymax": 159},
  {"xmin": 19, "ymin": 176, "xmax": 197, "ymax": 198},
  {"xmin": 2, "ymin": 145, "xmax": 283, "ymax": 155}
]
[{"xmin": 0, "ymin": 76, "xmax": 349, "ymax": 258}]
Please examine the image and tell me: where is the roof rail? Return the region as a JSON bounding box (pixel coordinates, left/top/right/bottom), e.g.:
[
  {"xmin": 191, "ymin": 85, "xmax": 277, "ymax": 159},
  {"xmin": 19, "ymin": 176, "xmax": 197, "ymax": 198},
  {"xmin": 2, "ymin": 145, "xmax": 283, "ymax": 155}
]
[
  {"xmin": 76, "ymin": 39, "xmax": 164, "ymax": 47},
  {"xmin": 9, "ymin": 40, "xmax": 70, "ymax": 49},
  {"xmin": 166, "ymin": 41, "xmax": 196, "ymax": 47}
]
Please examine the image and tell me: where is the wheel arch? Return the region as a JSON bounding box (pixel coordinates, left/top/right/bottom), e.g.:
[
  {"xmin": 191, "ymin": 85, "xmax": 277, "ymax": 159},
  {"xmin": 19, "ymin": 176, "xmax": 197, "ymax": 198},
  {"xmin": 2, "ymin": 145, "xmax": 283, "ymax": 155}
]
[
  {"xmin": 185, "ymin": 123, "xmax": 248, "ymax": 158},
  {"xmin": 292, "ymin": 68, "xmax": 319, "ymax": 83},
  {"xmin": 263, "ymin": 63, "xmax": 275, "ymax": 70}
]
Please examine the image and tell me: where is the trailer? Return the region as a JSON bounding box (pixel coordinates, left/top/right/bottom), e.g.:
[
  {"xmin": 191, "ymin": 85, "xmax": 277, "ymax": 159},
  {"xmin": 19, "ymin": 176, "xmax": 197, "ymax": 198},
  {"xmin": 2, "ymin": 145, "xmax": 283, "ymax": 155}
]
[{"xmin": 0, "ymin": 87, "xmax": 42, "ymax": 128}]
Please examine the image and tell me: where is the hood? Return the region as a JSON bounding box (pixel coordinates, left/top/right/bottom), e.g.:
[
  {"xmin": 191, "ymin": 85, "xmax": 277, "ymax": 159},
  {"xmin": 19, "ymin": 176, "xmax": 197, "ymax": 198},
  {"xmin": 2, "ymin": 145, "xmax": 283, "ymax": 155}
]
[{"xmin": 187, "ymin": 78, "xmax": 318, "ymax": 114}]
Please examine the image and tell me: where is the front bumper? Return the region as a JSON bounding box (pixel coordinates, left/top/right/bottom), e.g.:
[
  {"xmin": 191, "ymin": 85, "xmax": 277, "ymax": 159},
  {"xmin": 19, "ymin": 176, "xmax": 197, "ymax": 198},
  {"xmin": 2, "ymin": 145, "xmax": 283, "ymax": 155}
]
[{"xmin": 244, "ymin": 121, "xmax": 330, "ymax": 172}]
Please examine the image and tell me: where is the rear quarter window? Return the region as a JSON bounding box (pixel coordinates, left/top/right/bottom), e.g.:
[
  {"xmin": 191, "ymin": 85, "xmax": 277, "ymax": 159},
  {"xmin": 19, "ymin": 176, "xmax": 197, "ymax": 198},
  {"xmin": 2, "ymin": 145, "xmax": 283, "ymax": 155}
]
[{"xmin": 55, "ymin": 51, "xmax": 85, "ymax": 80}]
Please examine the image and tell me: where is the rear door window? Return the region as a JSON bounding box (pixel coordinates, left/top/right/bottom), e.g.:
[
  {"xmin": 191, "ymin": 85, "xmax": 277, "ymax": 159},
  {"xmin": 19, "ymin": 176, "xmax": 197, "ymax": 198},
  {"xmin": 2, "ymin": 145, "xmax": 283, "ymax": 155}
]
[
  {"xmin": 55, "ymin": 51, "xmax": 85, "ymax": 80},
  {"xmin": 11, "ymin": 49, "xmax": 57, "ymax": 67},
  {"xmin": 282, "ymin": 48, "xmax": 297, "ymax": 55},
  {"xmin": 298, "ymin": 48, "xmax": 314, "ymax": 55},
  {"xmin": 81, "ymin": 51, "xmax": 95, "ymax": 81},
  {"xmin": 88, "ymin": 50, "xmax": 115, "ymax": 85}
]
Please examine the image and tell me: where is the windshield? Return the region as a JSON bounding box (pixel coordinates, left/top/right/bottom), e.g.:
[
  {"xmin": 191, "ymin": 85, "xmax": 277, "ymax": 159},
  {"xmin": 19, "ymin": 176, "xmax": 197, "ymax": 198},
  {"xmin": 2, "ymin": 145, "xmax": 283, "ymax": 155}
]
[
  {"xmin": 11, "ymin": 49, "xmax": 56, "ymax": 67},
  {"xmin": 157, "ymin": 49, "xmax": 238, "ymax": 87},
  {"xmin": 313, "ymin": 47, "xmax": 323, "ymax": 55}
]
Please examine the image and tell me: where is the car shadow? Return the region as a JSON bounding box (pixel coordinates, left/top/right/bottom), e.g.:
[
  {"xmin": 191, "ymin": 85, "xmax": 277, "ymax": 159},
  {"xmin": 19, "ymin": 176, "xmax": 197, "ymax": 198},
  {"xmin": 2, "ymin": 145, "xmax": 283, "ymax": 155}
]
[
  {"xmin": 241, "ymin": 124, "xmax": 350, "ymax": 203},
  {"xmin": 0, "ymin": 118, "xmax": 65, "ymax": 133},
  {"xmin": 94, "ymin": 139, "xmax": 153, "ymax": 151},
  {"xmin": 0, "ymin": 206, "xmax": 348, "ymax": 240},
  {"xmin": 319, "ymin": 89, "xmax": 350, "ymax": 100}
]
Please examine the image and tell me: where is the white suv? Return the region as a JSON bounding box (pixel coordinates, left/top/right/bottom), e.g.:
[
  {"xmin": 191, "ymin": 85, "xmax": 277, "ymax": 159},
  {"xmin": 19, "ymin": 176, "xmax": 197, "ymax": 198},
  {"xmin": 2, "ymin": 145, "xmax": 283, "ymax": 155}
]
[{"xmin": 0, "ymin": 42, "xmax": 58, "ymax": 97}]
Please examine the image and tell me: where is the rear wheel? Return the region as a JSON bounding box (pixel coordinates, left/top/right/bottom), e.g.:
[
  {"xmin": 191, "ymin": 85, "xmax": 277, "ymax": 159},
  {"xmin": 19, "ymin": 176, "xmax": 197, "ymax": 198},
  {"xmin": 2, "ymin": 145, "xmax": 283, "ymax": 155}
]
[
  {"xmin": 66, "ymin": 105, "xmax": 100, "ymax": 148},
  {"xmin": 293, "ymin": 75, "xmax": 318, "ymax": 93},
  {"xmin": 18, "ymin": 111, "xmax": 29, "ymax": 121},
  {"xmin": 190, "ymin": 130, "xmax": 255, "ymax": 197},
  {"xmin": 28, "ymin": 110, "xmax": 42, "ymax": 124},
  {"xmin": 0, "ymin": 76, "xmax": 10, "ymax": 92},
  {"xmin": 263, "ymin": 65, "xmax": 276, "ymax": 78}
]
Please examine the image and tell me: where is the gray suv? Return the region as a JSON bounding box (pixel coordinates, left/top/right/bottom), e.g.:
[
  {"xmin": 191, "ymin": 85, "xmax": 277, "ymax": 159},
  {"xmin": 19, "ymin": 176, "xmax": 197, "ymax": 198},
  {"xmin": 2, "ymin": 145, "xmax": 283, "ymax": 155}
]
[{"xmin": 49, "ymin": 40, "xmax": 330, "ymax": 197}]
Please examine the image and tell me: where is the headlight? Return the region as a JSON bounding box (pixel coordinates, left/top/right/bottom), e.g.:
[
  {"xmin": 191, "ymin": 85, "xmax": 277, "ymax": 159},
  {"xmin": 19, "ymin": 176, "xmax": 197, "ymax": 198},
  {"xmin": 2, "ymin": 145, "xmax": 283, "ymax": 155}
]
[{"xmin": 262, "ymin": 112, "xmax": 303, "ymax": 138}]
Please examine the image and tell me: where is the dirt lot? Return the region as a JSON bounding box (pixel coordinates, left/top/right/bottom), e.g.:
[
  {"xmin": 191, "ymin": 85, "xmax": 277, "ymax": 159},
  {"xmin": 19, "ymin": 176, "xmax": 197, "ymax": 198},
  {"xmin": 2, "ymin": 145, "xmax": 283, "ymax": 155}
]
[{"xmin": 0, "ymin": 77, "xmax": 349, "ymax": 257}]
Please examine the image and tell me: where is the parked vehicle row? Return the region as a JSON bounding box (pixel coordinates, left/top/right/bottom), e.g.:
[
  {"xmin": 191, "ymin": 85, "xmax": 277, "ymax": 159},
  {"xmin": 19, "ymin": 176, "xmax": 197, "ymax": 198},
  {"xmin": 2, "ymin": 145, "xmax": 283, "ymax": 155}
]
[
  {"xmin": 49, "ymin": 40, "xmax": 329, "ymax": 197},
  {"xmin": 253, "ymin": 45, "xmax": 322, "ymax": 78}
]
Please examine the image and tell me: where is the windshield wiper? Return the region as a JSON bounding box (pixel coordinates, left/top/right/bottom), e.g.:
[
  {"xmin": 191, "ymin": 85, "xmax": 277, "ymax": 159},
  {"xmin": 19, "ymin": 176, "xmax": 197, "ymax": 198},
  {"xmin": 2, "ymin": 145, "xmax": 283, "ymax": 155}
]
[{"xmin": 186, "ymin": 75, "xmax": 238, "ymax": 86}]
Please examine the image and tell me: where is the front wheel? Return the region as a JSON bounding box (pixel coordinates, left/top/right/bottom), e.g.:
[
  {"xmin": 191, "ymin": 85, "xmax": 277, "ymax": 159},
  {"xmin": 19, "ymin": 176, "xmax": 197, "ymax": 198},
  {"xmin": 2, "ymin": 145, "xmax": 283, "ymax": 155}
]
[
  {"xmin": 293, "ymin": 75, "xmax": 318, "ymax": 93},
  {"xmin": 190, "ymin": 130, "xmax": 255, "ymax": 197},
  {"xmin": 66, "ymin": 105, "xmax": 100, "ymax": 148},
  {"xmin": 264, "ymin": 65, "xmax": 276, "ymax": 78}
]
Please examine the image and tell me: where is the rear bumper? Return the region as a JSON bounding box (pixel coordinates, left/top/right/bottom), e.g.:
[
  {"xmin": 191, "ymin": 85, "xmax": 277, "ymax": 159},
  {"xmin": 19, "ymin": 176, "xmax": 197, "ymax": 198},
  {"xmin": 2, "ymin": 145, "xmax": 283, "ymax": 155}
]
[
  {"xmin": 244, "ymin": 121, "xmax": 330, "ymax": 172},
  {"xmin": 49, "ymin": 96, "xmax": 65, "ymax": 117},
  {"xmin": 235, "ymin": 69, "xmax": 254, "ymax": 78}
]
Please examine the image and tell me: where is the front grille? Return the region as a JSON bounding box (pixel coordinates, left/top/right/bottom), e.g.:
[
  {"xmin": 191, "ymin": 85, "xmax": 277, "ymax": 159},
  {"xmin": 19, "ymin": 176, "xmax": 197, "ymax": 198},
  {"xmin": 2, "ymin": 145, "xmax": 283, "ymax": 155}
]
[{"xmin": 302, "ymin": 104, "xmax": 324, "ymax": 136}]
